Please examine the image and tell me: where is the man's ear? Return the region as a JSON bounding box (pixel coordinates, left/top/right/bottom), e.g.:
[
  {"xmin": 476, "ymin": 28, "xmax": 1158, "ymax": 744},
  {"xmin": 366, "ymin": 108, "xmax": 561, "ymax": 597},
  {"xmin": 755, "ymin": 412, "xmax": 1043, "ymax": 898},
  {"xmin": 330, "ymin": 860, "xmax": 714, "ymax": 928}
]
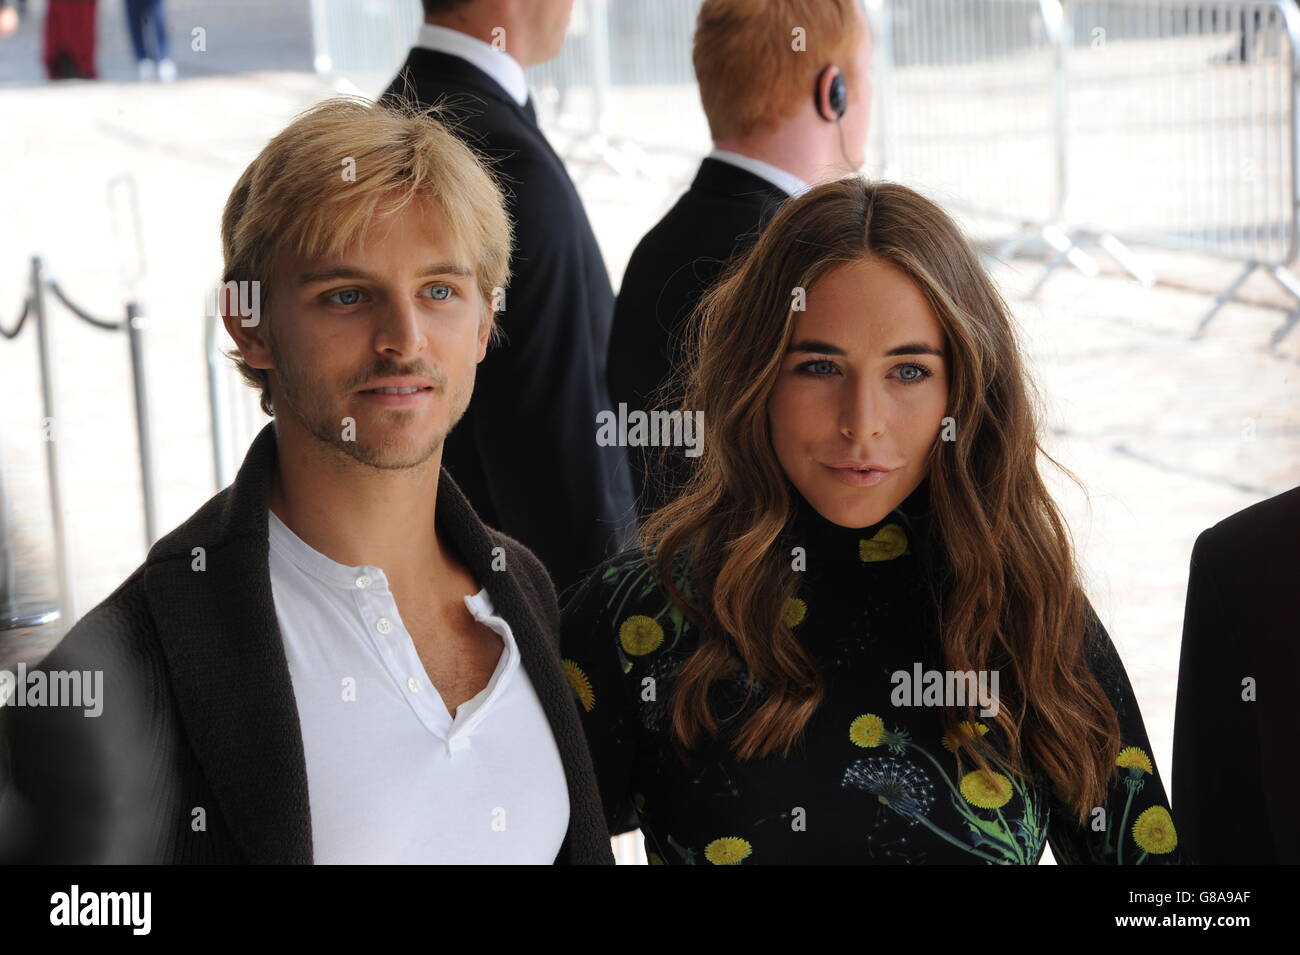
[
  {"xmin": 219, "ymin": 279, "xmax": 273, "ymax": 370},
  {"xmin": 476, "ymin": 309, "xmax": 492, "ymax": 363}
]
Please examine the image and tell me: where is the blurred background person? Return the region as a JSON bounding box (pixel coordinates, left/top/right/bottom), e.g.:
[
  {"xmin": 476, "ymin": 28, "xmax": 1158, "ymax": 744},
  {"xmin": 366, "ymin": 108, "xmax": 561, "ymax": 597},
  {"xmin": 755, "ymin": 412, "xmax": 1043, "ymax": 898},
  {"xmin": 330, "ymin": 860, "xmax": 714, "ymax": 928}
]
[
  {"xmin": 608, "ymin": 0, "xmax": 873, "ymax": 520},
  {"xmin": 0, "ymin": 1, "xmax": 22, "ymax": 39},
  {"xmin": 1172, "ymin": 486, "xmax": 1300, "ymax": 863},
  {"xmin": 43, "ymin": 0, "xmax": 97, "ymax": 79},
  {"xmin": 381, "ymin": 0, "xmax": 635, "ymax": 601},
  {"xmin": 125, "ymin": 0, "xmax": 176, "ymax": 81}
]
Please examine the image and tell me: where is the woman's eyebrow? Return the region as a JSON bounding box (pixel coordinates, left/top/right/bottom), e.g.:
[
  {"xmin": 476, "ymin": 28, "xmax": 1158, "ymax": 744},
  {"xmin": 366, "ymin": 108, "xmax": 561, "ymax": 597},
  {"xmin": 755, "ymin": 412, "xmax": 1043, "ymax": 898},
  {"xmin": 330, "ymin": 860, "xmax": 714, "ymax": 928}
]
[
  {"xmin": 787, "ymin": 339, "xmax": 945, "ymax": 358},
  {"xmin": 788, "ymin": 339, "xmax": 847, "ymax": 355},
  {"xmin": 884, "ymin": 341, "xmax": 945, "ymax": 358}
]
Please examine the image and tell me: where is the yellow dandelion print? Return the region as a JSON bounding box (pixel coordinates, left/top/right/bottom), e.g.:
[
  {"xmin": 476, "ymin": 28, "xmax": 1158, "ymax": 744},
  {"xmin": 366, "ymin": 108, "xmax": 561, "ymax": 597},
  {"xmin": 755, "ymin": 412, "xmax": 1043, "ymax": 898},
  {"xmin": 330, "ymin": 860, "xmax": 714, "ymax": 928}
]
[
  {"xmin": 562, "ymin": 659, "xmax": 595, "ymax": 712},
  {"xmin": 959, "ymin": 770, "xmax": 1014, "ymax": 809},
  {"xmin": 704, "ymin": 836, "xmax": 752, "ymax": 865},
  {"xmin": 849, "ymin": 713, "xmax": 887, "ymax": 748},
  {"xmin": 941, "ymin": 721, "xmax": 990, "ymax": 753},
  {"xmin": 859, "ymin": 523, "xmax": 908, "ymax": 562},
  {"xmin": 1116, "ymin": 746, "xmax": 1154, "ymax": 775},
  {"xmin": 783, "ymin": 597, "xmax": 807, "ymax": 628},
  {"xmin": 619, "ymin": 614, "xmax": 664, "ymax": 656},
  {"xmin": 1132, "ymin": 805, "xmax": 1178, "ymax": 854}
]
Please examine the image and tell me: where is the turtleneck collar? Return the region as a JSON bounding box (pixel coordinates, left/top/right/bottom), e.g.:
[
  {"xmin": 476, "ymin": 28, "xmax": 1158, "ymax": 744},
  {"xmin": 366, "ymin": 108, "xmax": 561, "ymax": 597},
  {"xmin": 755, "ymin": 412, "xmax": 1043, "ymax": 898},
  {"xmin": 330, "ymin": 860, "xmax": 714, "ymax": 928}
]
[{"xmin": 783, "ymin": 476, "xmax": 937, "ymax": 576}]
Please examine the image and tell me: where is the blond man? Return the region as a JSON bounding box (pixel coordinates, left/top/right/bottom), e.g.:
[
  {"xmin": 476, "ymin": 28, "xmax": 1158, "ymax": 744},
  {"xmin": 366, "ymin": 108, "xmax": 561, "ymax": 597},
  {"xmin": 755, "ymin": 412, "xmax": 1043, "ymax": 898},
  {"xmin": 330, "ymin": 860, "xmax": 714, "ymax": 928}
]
[{"xmin": 1, "ymin": 97, "xmax": 612, "ymax": 865}]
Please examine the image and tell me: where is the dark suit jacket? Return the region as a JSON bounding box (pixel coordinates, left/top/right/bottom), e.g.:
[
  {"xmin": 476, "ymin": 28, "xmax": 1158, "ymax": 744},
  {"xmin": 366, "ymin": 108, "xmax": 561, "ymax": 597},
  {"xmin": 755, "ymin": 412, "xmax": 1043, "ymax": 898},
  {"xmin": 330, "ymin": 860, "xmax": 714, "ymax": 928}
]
[
  {"xmin": 1172, "ymin": 485, "xmax": 1300, "ymax": 864},
  {"xmin": 380, "ymin": 48, "xmax": 634, "ymax": 601},
  {"xmin": 0, "ymin": 422, "xmax": 614, "ymax": 864},
  {"xmin": 607, "ymin": 157, "xmax": 788, "ymax": 518}
]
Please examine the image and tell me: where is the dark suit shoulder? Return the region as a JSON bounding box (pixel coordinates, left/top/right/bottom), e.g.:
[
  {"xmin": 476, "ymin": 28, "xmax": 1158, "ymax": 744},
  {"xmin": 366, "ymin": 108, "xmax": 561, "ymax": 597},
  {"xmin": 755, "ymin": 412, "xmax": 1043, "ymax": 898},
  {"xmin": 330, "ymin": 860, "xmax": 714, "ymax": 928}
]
[{"xmin": 1195, "ymin": 484, "xmax": 1300, "ymax": 570}]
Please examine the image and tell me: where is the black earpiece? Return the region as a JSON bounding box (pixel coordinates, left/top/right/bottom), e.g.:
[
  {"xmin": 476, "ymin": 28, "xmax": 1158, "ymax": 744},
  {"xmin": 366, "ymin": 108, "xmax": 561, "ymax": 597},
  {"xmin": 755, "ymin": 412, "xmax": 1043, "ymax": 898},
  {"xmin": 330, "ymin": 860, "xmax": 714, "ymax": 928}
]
[{"xmin": 815, "ymin": 65, "xmax": 847, "ymax": 122}]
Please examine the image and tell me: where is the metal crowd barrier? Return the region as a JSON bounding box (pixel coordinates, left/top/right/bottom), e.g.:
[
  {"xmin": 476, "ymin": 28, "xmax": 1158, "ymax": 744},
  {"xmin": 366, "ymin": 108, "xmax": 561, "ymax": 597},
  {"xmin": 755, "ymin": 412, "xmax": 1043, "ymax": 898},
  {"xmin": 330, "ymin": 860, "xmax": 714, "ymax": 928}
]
[
  {"xmin": 0, "ymin": 256, "xmax": 161, "ymax": 627},
  {"xmin": 1063, "ymin": 0, "xmax": 1300, "ymax": 336},
  {"xmin": 877, "ymin": 0, "xmax": 1300, "ymax": 336},
  {"xmin": 205, "ymin": 307, "xmax": 268, "ymax": 493}
]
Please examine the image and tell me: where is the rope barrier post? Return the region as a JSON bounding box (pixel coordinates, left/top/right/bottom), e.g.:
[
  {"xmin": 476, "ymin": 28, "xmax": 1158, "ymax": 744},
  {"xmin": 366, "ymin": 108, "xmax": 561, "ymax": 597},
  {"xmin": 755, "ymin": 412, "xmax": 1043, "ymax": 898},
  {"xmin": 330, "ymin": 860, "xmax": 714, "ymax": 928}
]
[
  {"xmin": 31, "ymin": 256, "xmax": 77, "ymax": 625},
  {"xmin": 205, "ymin": 306, "xmax": 230, "ymax": 494},
  {"xmin": 126, "ymin": 301, "xmax": 159, "ymax": 548}
]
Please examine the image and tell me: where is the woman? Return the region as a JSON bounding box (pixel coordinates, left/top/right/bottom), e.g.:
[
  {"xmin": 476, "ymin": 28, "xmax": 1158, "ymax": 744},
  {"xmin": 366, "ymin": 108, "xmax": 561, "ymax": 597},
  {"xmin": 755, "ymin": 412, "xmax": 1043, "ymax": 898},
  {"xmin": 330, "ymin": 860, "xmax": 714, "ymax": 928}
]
[{"xmin": 560, "ymin": 178, "xmax": 1183, "ymax": 865}]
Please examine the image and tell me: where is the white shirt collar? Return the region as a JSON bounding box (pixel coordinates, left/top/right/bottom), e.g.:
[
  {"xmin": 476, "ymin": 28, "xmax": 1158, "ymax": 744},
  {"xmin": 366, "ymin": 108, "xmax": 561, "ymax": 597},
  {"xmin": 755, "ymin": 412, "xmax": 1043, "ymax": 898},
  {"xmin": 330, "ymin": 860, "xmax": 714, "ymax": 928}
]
[
  {"xmin": 706, "ymin": 148, "xmax": 810, "ymax": 198},
  {"xmin": 414, "ymin": 23, "xmax": 529, "ymax": 107}
]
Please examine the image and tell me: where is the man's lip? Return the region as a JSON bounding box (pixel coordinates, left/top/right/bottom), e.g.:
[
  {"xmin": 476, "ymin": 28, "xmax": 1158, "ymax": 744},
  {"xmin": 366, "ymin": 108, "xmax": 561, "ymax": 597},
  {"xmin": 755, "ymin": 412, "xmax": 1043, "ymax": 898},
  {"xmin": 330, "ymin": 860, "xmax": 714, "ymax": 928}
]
[{"xmin": 357, "ymin": 380, "xmax": 435, "ymax": 393}]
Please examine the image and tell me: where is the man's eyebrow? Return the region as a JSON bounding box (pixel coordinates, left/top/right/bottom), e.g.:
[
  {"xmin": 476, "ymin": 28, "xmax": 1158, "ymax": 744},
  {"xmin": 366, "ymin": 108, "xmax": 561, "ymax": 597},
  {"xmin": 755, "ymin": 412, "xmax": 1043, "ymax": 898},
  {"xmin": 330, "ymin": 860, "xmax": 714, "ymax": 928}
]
[
  {"xmin": 787, "ymin": 339, "xmax": 945, "ymax": 358},
  {"xmin": 296, "ymin": 262, "xmax": 472, "ymax": 285}
]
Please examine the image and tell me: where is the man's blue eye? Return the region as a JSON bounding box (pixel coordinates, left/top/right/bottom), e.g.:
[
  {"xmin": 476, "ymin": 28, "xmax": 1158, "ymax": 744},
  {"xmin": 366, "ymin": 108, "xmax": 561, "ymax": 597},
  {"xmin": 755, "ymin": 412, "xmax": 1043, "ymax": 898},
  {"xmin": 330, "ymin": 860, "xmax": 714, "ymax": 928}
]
[
  {"xmin": 428, "ymin": 284, "xmax": 452, "ymax": 300},
  {"xmin": 328, "ymin": 289, "xmax": 363, "ymax": 306}
]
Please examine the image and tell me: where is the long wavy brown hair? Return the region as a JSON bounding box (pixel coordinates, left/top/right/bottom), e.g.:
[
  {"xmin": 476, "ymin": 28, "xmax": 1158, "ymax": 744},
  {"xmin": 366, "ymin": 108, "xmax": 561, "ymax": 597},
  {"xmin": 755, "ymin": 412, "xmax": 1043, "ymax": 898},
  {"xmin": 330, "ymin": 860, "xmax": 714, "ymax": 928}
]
[{"xmin": 641, "ymin": 177, "xmax": 1121, "ymax": 824}]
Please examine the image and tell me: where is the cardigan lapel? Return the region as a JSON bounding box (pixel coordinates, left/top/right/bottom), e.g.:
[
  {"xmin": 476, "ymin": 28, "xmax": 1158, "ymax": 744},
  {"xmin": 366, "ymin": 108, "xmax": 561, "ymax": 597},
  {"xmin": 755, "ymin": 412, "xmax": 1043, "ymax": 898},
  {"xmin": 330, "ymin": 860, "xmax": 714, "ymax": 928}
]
[
  {"xmin": 431, "ymin": 468, "xmax": 600, "ymax": 864},
  {"xmin": 144, "ymin": 423, "xmax": 313, "ymax": 864},
  {"xmin": 141, "ymin": 422, "xmax": 600, "ymax": 863}
]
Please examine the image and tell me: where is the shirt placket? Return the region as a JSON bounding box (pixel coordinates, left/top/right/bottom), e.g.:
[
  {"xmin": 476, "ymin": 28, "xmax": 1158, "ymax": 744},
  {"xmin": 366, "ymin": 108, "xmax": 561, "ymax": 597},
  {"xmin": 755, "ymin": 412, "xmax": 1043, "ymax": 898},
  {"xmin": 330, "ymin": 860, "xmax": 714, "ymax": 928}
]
[{"xmin": 352, "ymin": 566, "xmax": 453, "ymax": 742}]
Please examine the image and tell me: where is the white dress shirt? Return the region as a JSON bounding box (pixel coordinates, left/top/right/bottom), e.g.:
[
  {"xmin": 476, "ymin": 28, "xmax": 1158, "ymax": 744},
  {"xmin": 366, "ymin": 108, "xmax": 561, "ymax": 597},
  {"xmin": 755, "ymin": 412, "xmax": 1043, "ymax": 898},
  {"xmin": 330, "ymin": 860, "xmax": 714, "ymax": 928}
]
[
  {"xmin": 267, "ymin": 508, "xmax": 570, "ymax": 864},
  {"xmin": 706, "ymin": 147, "xmax": 811, "ymax": 198},
  {"xmin": 415, "ymin": 22, "xmax": 529, "ymax": 106}
]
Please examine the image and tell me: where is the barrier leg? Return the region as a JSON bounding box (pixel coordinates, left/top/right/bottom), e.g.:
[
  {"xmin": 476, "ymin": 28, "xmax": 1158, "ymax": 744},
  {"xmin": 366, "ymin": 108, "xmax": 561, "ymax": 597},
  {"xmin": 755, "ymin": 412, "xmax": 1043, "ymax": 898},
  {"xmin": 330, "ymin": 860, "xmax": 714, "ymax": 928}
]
[{"xmin": 1192, "ymin": 261, "xmax": 1258, "ymax": 339}]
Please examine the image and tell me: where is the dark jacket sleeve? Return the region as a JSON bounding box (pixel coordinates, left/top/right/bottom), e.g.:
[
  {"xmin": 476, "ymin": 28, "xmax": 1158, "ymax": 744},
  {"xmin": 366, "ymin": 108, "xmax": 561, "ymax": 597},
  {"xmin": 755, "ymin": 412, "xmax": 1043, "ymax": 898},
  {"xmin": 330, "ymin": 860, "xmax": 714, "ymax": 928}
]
[
  {"xmin": 467, "ymin": 148, "xmax": 634, "ymax": 600},
  {"xmin": 1045, "ymin": 602, "xmax": 1185, "ymax": 864},
  {"xmin": 1, "ymin": 573, "xmax": 168, "ymax": 863},
  {"xmin": 559, "ymin": 558, "xmax": 642, "ymax": 837},
  {"xmin": 1171, "ymin": 527, "xmax": 1275, "ymax": 863}
]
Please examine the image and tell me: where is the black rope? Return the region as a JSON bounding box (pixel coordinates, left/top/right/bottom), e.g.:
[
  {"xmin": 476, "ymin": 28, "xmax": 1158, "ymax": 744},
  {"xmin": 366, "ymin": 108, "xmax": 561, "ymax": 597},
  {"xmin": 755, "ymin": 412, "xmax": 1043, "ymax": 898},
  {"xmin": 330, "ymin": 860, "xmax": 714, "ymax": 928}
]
[
  {"xmin": 45, "ymin": 279, "xmax": 123, "ymax": 331},
  {"xmin": 0, "ymin": 296, "xmax": 29, "ymax": 340}
]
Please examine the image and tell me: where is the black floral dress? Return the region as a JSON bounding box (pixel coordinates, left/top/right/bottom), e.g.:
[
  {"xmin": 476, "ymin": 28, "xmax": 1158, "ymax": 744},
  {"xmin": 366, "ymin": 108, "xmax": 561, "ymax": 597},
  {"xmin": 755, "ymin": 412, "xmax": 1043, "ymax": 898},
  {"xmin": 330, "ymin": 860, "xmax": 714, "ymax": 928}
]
[{"xmin": 559, "ymin": 478, "xmax": 1183, "ymax": 864}]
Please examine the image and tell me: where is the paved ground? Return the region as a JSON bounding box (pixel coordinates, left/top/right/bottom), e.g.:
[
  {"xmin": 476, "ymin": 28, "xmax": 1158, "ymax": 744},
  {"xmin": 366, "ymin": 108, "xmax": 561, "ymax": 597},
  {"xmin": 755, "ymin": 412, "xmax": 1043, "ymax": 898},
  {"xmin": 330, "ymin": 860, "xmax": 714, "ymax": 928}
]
[{"xmin": 2, "ymin": 1, "xmax": 1297, "ymax": 865}]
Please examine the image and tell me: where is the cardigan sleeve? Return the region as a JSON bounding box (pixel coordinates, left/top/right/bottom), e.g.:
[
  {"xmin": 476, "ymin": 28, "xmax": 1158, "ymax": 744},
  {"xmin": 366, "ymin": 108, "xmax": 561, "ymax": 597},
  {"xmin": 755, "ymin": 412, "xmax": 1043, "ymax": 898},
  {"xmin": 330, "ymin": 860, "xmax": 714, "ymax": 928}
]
[
  {"xmin": 1044, "ymin": 602, "xmax": 1185, "ymax": 864},
  {"xmin": 1, "ymin": 575, "xmax": 165, "ymax": 863},
  {"xmin": 559, "ymin": 556, "xmax": 644, "ymax": 837}
]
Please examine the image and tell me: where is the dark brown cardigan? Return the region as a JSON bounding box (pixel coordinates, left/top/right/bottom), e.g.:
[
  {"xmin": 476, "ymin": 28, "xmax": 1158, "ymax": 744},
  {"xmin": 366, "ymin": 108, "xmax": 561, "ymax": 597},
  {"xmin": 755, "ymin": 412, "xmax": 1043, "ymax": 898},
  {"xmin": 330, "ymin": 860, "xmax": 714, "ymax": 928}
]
[{"xmin": 0, "ymin": 423, "xmax": 614, "ymax": 864}]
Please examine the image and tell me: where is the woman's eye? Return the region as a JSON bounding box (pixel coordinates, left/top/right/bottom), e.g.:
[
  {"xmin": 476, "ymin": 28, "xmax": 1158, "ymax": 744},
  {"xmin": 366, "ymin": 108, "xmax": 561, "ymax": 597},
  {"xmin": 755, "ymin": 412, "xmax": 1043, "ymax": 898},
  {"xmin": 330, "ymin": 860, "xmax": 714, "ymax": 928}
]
[
  {"xmin": 425, "ymin": 283, "xmax": 454, "ymax": 301},
  {"xmin": 894, "ymin": 362, "xmax": 933, "ymax": 383},
  {"xmin": 326, "ymin": 288, "xmax": 364, "ymax": 306},
  {"xmin": 797, "ymin": 359, "xmax": 838, "ymax": 376}
]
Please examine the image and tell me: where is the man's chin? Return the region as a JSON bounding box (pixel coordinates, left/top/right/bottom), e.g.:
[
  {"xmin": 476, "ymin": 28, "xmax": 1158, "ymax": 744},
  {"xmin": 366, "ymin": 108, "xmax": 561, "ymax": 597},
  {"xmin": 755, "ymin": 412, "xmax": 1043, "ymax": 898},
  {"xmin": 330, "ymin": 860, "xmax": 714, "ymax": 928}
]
[{"xmin": 308, "ymin": 420, "xmax": 446, "ymax": 471}]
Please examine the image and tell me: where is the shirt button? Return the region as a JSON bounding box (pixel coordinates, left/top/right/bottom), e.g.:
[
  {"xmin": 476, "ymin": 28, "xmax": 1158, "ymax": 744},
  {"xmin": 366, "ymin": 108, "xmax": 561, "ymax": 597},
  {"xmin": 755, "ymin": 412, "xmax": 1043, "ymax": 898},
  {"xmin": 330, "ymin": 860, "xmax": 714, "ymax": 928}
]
[
  {"xmin": 356, "ymin": 574, "xmax": 372, "ymax": 589},
  {"xmin": 406, "ymin": 677, "xmax": 420, "ymax": 693},
  {"xmin": 376, "ymin": 617, "xmax": 393, "ymax": 635}
]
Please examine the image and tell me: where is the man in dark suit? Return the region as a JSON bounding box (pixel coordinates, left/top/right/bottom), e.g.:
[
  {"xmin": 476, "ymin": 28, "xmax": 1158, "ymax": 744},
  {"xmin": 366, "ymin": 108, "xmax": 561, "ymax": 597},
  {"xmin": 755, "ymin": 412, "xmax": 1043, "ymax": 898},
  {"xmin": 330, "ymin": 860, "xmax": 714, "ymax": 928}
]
[
  {"xmin": 1173, "ymin": 485, "xmax": 1300, "ymax": 864},
  {"xmin": 608, "ymin": 0, "xmax": 874, "ymax": 519},
  {"xmin": 0, "ymin": 97, "xmax": 613, "ymax": 864},
  {"xmin": 381, "ymin": 0, "xmax": 634, "ymax": 600}
]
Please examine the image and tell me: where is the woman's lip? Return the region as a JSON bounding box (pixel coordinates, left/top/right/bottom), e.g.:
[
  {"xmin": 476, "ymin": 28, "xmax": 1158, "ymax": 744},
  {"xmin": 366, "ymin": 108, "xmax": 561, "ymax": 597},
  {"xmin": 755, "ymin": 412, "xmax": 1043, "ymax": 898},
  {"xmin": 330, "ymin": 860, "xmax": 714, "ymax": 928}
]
[{"xmin": 822, "ymin": 463, "xmax": 896, "ymax": 487}]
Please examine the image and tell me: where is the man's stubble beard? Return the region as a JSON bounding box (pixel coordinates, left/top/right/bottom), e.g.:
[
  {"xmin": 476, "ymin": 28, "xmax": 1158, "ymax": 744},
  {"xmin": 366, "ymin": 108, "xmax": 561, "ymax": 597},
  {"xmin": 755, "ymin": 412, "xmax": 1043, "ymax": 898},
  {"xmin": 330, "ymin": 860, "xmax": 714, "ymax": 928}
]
[{"xmin": 268, "ymin": 332, "xmax": 470, "ymax": 472}]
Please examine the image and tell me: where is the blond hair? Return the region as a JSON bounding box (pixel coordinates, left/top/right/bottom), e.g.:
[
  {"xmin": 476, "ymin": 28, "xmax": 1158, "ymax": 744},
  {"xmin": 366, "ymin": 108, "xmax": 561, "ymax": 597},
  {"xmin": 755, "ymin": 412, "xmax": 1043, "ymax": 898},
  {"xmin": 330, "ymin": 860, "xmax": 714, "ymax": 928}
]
[
  {"xmin": 693, "ymin": 0, "xmax": 865, "ymax": 140},
  {"xmin": 221, "ymin": 95, "xmax": 513, "ymax": 416}
]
